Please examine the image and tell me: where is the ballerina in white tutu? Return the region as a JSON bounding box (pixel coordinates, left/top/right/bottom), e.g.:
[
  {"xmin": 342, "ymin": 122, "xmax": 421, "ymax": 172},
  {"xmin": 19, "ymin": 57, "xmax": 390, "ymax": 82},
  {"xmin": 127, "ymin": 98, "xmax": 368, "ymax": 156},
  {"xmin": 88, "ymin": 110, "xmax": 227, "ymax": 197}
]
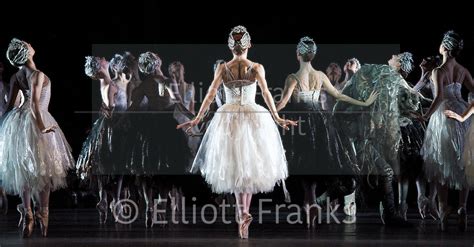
[
  {"xmin": 0, "ymin": 38, "xmax": 75, "ymax": 237},
  {"xmin": 177, "ymin": 25, "xmax": 297, "ymax": 239}
]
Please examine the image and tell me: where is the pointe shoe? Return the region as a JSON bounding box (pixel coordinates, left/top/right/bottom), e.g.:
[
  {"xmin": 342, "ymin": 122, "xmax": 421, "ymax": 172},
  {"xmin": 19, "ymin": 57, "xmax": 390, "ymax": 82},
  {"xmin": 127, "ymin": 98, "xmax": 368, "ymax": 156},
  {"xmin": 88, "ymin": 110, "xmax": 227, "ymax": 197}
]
[
  {"xmin": 157, "ymin": 211, "xmax": 167, "ymax": 227},
  {"xmin": 305, "ymin": 204, "xmax": 320, "ymax": 229},
  {"xmin": 439, "ymin": 207, "xmax": 452, "ymax": 232},
  {"xmin": 96, "ymin": 199, "xmax": 108, "ymax": 224},
  {"xmin": 169, "ymin": 186, "xmax": 180, "ymax": 211},
  {"xmin": 35, "ymin": 208, "xmax": 49, "ymax": 237},
  {"xmin": 427, "ymin": 200, "xmax": 440, "ymax": 220},
  {"xmin": 417, "ymin": 196, "xmax": 429, "ymax": 219},
  {"xmin": 343, "ymin": 192, "xmax": 357, "ymax": 217},
  {"xmin": 457, "ymin": 207, "xmax": 467, "ymax": 232},
  {"xmin": 170, "ymin": 194, "xmax": 178, "ymax": 221},
  {"xmin": 110, "ymin": 200, "xmax": 124, "ymax": 223},
  {"xmin": 22, "ymin": 208, "xmax": 34, "ymax": 238},
  {"xmin": 145, "ymin": 207, "xmax": 153, "ymax": 228},
  {"xmin": 239, "ymin": 213, "xmax": 253, "ymax": 239},
  {"xmin": 109, "ymin": 199, "xmax": 115, "ymax": 215},
  {"xmin": 399, "ymin": 202, "xmax": 408, "ymax": 221},
  {"xmin": 237, "ymin": 214, "xmax": 243, "ymax": 238},
  {"xmin": 379, "ymin": 202, "xmax": 385, "ymax": 225}
]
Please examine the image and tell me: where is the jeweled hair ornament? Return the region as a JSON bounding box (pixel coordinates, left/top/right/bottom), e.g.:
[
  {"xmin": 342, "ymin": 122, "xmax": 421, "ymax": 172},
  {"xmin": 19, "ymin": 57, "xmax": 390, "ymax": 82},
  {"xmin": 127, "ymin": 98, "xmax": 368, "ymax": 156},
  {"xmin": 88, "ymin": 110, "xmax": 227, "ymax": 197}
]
[
  {"xmin": 348, "ymin": 58, "xmax": 361, "ymax": 70},
  {"xmin": 84, "ymin": 56, "xmax": 102, "ymax": 78},
  {"xmin": 6, "ymin": 38, "xmax": 29, "ymax": 67},
  {"xmin": 228, "ymin": 25, "xmax": 251, "ymax": 50},
  {"xmin": 138, "ymin": 52, "xmax": 161, "ymax": 74},
  {"xmin": 398, "ymin": 52, "xmax": 414, "ymax": 74},
  {"xmin": 442, "ymin": 30, "xmax": 464, "ymax": 51},
  {"xmin": 109, "ymin": 54, "xmax": 126, "ymax": 74},
  {"xmin": 296, "ymin": 36, "xmax": 317, "ymax": 55}
]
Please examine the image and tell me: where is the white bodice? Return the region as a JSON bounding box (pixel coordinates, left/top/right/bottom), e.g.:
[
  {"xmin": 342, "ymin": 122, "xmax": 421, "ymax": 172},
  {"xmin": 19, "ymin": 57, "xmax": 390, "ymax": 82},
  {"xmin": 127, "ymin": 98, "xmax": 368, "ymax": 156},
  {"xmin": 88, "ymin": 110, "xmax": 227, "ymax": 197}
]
[{"xmin": 223, "ymin": 81, "xmax": 257, "ymax": 105}]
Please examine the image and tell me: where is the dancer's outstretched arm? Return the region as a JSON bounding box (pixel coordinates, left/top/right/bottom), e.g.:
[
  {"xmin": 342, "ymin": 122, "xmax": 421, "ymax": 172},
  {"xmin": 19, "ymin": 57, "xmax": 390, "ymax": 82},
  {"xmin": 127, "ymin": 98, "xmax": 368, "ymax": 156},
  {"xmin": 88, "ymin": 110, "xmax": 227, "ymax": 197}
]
[
  {"xmin": 176, "ymin": 63, "xmax": 225, "ymax": 130},
  {"xmin": 321, "ymin": 71, "xmax": 378, "ymax": 107},
  {"xmin": 255, "ymin": 64, "xmax": 297, "ymax": 130},
  {"xmin": 276, "ymin": 75, "xmax": 297, "ymax": 111}
]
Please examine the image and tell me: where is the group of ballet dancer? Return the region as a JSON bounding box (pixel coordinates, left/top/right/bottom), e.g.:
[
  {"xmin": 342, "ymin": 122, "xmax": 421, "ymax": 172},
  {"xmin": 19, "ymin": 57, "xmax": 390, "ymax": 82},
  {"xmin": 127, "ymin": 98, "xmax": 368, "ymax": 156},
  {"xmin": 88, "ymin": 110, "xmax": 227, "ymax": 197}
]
[{"xmin": 0, "ymin": 26, "xmax": 473, "ymax": 239}]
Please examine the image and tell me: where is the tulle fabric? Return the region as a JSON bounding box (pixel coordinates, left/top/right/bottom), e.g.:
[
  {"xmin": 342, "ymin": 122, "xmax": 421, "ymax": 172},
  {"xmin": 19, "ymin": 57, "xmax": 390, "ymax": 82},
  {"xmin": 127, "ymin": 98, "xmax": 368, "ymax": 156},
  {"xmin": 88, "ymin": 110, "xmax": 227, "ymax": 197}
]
[
  {"xmin": 126, "ymin": 106, "xmax": 191, "ymax": 175},
  {"xmin": 283, "ymin": 91, "xmax": 342, "ymax": 175},
  {"xmin": 422, "ymin": 83, "xmax": 470, "ymax": 190},
  {"xmin": 334, "ymin": 64, "xmax": 417, "ymax": 176},
  {"xmin": 191, "ymin": 82, "xmax": 288, "ymax": 194},
  {"xmin": 463, "ymin": 122, "xmax": 474, "ymax": 188},
  {"xmin": 0, "ymin": 84, "xmax": 74, "ymax": 195},
  {"xmin": 76, "ymin": 113, "xmax": 129, "ymax": 188}
]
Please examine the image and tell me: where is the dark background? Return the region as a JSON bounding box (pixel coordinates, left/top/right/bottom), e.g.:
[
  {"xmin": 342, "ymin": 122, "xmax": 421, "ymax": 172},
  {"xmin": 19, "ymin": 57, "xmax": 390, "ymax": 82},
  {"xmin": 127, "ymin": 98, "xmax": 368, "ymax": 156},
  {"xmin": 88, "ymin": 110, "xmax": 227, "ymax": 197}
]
[{"xmin": 1, "ymin": 4, "xmax": 473, "ymax": 208}]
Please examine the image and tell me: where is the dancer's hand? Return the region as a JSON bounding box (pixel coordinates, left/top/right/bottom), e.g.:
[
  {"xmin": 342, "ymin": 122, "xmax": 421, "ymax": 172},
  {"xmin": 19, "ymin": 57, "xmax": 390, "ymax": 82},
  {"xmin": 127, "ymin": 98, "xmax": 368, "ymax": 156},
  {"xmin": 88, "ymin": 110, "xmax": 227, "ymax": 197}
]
[
  {"xmin": 275, "ymin": 118, "xmax": 298, "ymax": 130},
  {"xmin": 101, "ymin": 104, "xmax": 114, "ymax": 119},
  {"xmin": 177, "ymin": 117, "xmax": 201, "ymax": 134},
  {"xmin": 444, "ymin": 110, "xmax": 463, "ymax": 122},
  {"xmin": 42, "ymin": 125, "xmax": 57, "ymax": 133},
  {"xmin": 364, "ymin": 91, "xmax": 379, "ymax": 106}
]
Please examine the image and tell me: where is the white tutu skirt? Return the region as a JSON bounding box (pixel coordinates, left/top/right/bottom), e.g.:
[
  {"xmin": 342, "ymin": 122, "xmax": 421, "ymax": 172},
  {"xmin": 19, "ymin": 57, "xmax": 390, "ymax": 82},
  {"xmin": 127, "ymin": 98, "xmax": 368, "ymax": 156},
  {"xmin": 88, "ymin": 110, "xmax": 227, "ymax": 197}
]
[
  {"xmin": 191, "ymin": 103, "xmax": 288, "ymax": 194},
  {"xmin": 421, "ymin": 101, "xmax": 469, "ymax": 190},
  {"xmin": 464, "ymin": 122, "xmax": 474, "ymax": 188},
  {"xmin": 0, "ymin": 106, "xmax": 75, "ymax": 195}
]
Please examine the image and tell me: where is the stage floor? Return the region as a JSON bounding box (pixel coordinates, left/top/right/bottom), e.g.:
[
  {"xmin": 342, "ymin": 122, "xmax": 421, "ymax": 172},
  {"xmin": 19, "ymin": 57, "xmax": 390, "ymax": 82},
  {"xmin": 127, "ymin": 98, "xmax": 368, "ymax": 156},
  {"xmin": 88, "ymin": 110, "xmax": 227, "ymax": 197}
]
[{"xmin": 1, "ymin": 208, "xmax": 474, "ymax": 247}]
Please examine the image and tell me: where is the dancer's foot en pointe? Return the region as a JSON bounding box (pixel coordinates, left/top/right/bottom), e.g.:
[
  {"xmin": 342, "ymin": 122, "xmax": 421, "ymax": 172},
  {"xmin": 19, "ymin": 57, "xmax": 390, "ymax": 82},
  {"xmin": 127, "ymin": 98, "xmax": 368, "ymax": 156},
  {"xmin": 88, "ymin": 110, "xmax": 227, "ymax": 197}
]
[
  {"xmin": 110, "ymin": 199, "xmax": 124, "ymax": 223},
  {"xmin": 96, "ymin": 199, "xmax": 108, "ymax": 224},
  {"xmin": 22, "ymin": 207, "xmax": 34, "ymax": 238},
  {"xmin": 238, "ymin": 213, "xmax": 253, "ymax": 239},
  {"xmin": 145, "ymin": 207, "xmax": 153, "ymax": 228},
  {"xmin": 399, "ymin": 202, "xmax": 408, "ymax": 221},
  {"xmin": 417, "ymin": 196, "xmax": 428, "ymax": 219},
  {"xmin": 427, "ymin": 200, "xmax": 440, "ymax": 220},
  {"xmin": 35, "ymin": 207, "xmax": 49, "ymax": 237},
  {"xmin": 439, "ymin": 206, "xmax": 452, "ymax": 232},
  {"xmin": 418, "ymin": 196, "xmax": 439, "ymax": 220},
  {"xmin": 304, "ymin": 203, "xmax": 320, "ymax": 229}
]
